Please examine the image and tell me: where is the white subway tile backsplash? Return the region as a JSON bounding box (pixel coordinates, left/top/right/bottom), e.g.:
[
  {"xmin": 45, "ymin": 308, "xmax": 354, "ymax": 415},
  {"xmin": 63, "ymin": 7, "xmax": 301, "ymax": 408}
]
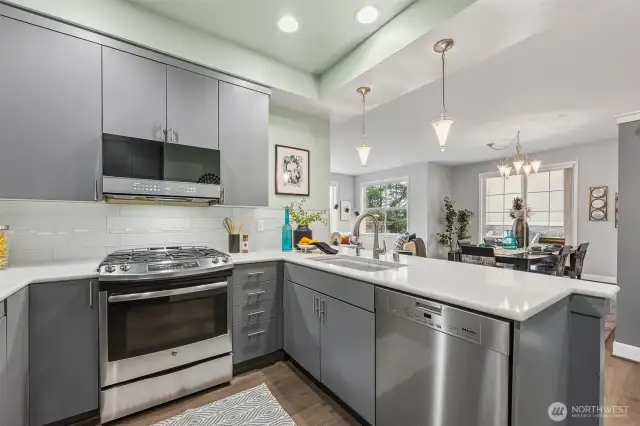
[{"xmin": 53, "ymin": 246, "xmax": 107, "ymax": 262}]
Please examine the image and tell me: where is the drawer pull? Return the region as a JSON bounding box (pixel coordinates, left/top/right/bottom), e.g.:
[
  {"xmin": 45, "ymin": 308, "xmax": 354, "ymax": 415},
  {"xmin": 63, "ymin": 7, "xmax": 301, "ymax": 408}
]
[
  {"xmin": 247, "ymin": 330, "xmax": 265, "ymax": 338},
  {"xmin": 247, "ymin": 290, "xmax": 266, "ymax": 297},
  {"xmin": 247, "ymin": 310, "xmax": 265, "ymax": 317},
  {"xmin": 247, "ymin": 271, "xmax": 264, "ymax": 278}
]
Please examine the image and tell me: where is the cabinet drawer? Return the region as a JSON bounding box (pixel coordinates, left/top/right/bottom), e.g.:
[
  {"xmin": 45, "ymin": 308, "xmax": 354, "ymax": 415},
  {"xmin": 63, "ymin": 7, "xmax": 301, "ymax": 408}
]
[
  {"xmin": 233, "ymin": 263, "xmax": 278, "ymax": 284},
  {"xmin": 233, "ymin": 280, "xmax": 278, "ymax": 306},
  {"xmin": 233, "ymin": 299, "xmax": 280, "ymax": 326},
  {"xmin": 233, "ymin": 318, "xmax": 280, "ymax": 363},
  {"xmin": 285, "ymin": 264, "xmax": 374, "ymax": 312}
]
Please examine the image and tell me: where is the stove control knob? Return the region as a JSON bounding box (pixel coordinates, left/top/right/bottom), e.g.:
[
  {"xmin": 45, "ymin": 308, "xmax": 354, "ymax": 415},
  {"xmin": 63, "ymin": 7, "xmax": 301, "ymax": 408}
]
[
  {"xmin": 120, "ymin": 264, "xmax": 131, "ymax": 272},
  {"xmin": 212, "ymin": 257, "xmax": 219, "ymax": 264},
  {"xmin": 222, "ymin": 256, "xmax": 230, "ymax": 263},
  {"xmin": 105, "ymin": 265, "xmax": 116, "ymax": 273}
]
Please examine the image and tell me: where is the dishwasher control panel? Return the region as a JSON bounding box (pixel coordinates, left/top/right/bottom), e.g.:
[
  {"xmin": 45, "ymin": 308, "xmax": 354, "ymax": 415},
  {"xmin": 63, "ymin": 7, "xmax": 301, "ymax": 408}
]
[{"xmin": 390, "ymin": 292, "xmax": 482, "ymax": 345}]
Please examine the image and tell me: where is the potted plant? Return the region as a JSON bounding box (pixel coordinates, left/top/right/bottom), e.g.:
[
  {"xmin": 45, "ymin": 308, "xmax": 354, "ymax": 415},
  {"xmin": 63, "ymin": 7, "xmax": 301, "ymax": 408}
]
[
  {"xmin": 509, "ymin": 197, "xmax": 532, "ymax": 248},
  {"xmin": 289, "ymin": 199, "xmax": 326, "ymax": 245},
  {"xmin": 437, "ymin": 197, "xmax": 458, "ymax": 260},
  {"xmin": 456, "ymin": 208, "xmax": 474, "ymax": 242}
]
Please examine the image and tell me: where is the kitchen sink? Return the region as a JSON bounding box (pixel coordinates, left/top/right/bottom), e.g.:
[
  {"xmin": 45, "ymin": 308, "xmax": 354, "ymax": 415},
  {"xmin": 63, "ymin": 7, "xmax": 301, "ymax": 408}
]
[{"xmin": 308, "ymin": 256, "xmax": 405, "ymax": 272}]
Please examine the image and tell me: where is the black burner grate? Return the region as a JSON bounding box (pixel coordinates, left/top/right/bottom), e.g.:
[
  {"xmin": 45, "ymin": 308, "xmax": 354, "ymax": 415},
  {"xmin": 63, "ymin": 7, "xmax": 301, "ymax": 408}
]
[{"xmin": 100, "ymin": 246, "xmax": 228, "ymax": 266}]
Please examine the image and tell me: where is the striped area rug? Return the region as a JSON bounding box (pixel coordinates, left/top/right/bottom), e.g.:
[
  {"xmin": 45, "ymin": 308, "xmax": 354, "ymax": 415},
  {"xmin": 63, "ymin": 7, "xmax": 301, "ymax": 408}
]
[{"xmin": 153, "ymin": 383, "xmax": 296, "ymax": 426}]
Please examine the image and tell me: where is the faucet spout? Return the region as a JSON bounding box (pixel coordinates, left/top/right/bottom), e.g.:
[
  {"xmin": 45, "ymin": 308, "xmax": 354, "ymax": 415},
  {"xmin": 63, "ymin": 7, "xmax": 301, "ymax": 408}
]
[{"xmin": 353, "ymin": 213, "xmax": 386, "ymax": 260}]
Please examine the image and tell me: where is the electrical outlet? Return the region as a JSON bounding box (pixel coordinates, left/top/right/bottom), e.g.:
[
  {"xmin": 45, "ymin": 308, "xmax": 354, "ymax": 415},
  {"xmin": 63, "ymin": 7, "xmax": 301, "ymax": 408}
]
[{"xmin": 257, "ymin": 219, "xmax": 264, "ymax": 232}]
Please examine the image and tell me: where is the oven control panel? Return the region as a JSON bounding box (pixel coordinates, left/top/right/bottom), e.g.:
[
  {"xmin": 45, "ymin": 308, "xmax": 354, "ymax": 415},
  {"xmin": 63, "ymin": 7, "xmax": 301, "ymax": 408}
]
[{"xmin": 148, "ymin": 261, "xmax": 200, "ymax": 272}]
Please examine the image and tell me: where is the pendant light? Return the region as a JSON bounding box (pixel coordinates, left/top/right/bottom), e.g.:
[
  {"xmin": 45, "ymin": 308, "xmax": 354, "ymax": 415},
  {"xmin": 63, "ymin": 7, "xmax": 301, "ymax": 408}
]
[
  {"xmin": 432, "ymin": 39, "xmax": 455, "ymax": 152},
  {"xmin": 356, "ymin": 86, "xmax": 372, "ymax": 166}
]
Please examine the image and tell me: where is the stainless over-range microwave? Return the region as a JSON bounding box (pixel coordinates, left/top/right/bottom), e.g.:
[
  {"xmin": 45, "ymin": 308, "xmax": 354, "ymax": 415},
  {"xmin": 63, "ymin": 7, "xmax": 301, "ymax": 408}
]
[{"xmin": 101, "ymin": 134, "xmax": 222, "ymax": 205}]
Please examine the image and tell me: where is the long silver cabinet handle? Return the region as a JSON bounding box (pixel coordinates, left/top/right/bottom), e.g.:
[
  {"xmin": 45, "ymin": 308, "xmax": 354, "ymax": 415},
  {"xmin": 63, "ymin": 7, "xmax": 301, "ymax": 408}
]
[
  {"xmin": 160, "ymin": 121, "xmax": 166, "ymax": 141},
  {"xmin": 109, "ymin": 281, "xmax": 227, "ymax": 303},
  {"xmin": 314, "ymin": 296, "xmax": 319, "ymax": 318},
  {"xmin": 247, "ymin": 272, "xmax": 264, "ymax": 277},
  {"xmin": 247, "ymin": 310, "xmax": 265, "ymax": 317},
  {"xmin": 220, "ymin": 187, "xmax": 225, "ymax": 204},
  {"xmin": 248, "ymin": 330, "xmax": 265, "ymax": 338},
  {"xmin": 94, "ymin": 179, "xmax": 99, "ymax": 201},
  {"xmin": 247, "ymin": 290, "xmax": 266, "ymax": 297},
  {"xmin": 320, "ymin": 299, "xmax": 325, "ymax": 322},
  {"xmin": 89, "ymin": 280, "xmax": 93, "ymax": 308},
  {"xmin": 168, "ymin": 127, "xmax": 175, "ymax": 143}
]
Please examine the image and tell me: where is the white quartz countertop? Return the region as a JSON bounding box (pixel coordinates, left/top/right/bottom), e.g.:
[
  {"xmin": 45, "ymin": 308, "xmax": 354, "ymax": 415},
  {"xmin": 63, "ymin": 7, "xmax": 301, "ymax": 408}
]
[
  {"xmin": 0, "ymin": 249, "xmax": 619, "ymax": 322},
  {"xmin": 230, "ymin": 249, "xmax": 619, "ymax": 321}
]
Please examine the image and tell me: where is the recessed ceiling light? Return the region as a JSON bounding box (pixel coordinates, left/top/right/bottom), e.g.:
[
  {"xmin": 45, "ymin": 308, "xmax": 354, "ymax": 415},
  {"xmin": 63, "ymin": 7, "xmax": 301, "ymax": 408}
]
[
  {"xmin": 278, "ymin": 15, "xmax": 299, "ymax": 33},
  {"xmin": 355, "ymin": 5, "xmax": 380, "ymax": 24}
]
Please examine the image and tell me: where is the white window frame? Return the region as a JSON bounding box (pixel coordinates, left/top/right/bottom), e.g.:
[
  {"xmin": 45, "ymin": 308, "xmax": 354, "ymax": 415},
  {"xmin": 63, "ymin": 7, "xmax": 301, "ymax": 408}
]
[
  {"xmin": 478, "ymin": 161, "xmax": 578, "ymax": 245},
  {"xmin": 360, "ymin": 176, "xmax": 409, "ymax": 235}
]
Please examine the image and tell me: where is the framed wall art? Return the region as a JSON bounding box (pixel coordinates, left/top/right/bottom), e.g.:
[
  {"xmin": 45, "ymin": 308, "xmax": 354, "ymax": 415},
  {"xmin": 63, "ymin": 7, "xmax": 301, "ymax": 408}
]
[
  {"xmin": 275, "ymin": 145, "xmax": 310, "ymax": 196},
  {"xmin": 589, "ymin": 186, "xmax": 608, "ymax": 221},
  {"xmin": 340, "ymin": 200, "xmax": 352, "ymax": 221}
]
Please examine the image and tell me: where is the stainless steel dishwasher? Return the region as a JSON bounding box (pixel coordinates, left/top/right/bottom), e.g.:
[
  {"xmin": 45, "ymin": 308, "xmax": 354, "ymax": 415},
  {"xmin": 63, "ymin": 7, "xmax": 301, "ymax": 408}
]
[{"xmin": 375, "ymin": 287, "xmax": 511, "ymax": 426}]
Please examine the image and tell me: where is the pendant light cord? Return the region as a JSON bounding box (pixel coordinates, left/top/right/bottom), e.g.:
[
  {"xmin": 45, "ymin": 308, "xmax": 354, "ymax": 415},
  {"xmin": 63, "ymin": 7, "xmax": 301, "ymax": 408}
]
[
  {"xmin": 441, "ymin": 52, "xmax": 446, "ymax": 115},
  {"xmin": 361, "ymin": 90, "xmax": 366, "ymax": 143}
]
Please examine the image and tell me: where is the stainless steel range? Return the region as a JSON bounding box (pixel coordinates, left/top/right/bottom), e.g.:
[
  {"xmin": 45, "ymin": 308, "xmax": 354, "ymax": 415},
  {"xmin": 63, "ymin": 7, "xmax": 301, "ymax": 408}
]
[{"xmin": 98, "ymin": 246, "xmax": 233, "ymax": 423}]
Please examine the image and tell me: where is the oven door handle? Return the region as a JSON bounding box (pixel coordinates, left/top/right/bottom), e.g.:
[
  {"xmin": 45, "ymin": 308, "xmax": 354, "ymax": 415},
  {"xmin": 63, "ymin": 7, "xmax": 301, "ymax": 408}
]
[{"xmin": 107, "ymin": 281, "xmax": 227, "ymax": 303}]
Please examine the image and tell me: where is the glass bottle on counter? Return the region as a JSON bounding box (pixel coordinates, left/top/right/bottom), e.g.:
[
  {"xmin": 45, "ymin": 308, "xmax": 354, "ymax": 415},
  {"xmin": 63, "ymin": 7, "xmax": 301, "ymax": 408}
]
[
  {"xmin": 282, "ymin": 207, "xmax": 293, "ymax": 252},
  {"xmin": 0, "ymin": 225, "xmax": 9, "ymax": 269}
]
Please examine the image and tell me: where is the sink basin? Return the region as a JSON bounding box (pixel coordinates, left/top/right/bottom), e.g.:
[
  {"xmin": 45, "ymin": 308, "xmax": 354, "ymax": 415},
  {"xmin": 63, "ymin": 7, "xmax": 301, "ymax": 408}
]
[{"xmin": 308, "ymin": 256, "xmax": 405, "ymax": 272}]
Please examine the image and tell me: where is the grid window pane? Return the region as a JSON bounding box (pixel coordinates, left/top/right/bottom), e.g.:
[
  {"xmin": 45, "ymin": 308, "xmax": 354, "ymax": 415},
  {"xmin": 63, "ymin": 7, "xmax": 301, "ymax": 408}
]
[
  {"xmin": 529, "ymin": 211, "xmax": 549, "ymax": 225},
  {"xmin": 362, "ymin": 180, "xmax": 408, "ymax": 234},
  {"xmin": 486, "ymin": 212, "xmax": 504, "ymax": 225},
  {"xmin": 550, "ymin": 170, "xmax": 564, "ymax": 191},
  {"xmin": 528, "ymin": 192, "xmax": 549, "ymax": 211},
  {"xmin": 386, "ymin": 210, "xmax": 408, "ymax": 234},
  {"xmin": 550, "ymin": 211, "xmax": 564, "ymax": 226},
  {"xmin": 387, "ymin": 182, "xmax": 408, "ymax": 208},
  {"xmin": 550, "ymin": 191, "xmax": 564, "ymax": 210},
  {"xmin": 365, "ymin": 185, "xmax": 385, "ymax": 208},
  {"xmin": 527, "ymin": 172, "xmax": 549, "ymax": 192},
  {"xmin": 486, "ymin": 177, "xmax": 504, "ymax": 195},
  {"xmin": 486, "ymin": 195, "xmax": 505, "ymax": 212},
  {"xmin": 504, "ymin": 175, "xmax": 523, "ymax": 194}
]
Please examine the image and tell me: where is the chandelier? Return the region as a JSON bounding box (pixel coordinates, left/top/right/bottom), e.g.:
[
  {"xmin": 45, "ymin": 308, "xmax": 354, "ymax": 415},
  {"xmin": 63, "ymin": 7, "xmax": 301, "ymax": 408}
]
[{"xmin": 487, "ymin": 131, "xmax": 541, "ymax": 178}]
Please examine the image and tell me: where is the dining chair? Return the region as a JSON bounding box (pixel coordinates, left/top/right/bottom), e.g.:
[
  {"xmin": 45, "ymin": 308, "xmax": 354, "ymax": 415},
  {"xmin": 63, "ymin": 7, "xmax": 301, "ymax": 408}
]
[
  {"xmin": 538, "ymin": 236, "xmax": 567, "ymax": 245},
  {"xmin": 566, "ymin": 242, "xmax": 589, "ymax": 279},
  {"xmin": 457, "ymin": 239, "xmax": 472, "ymax": 249},
  {"xmin": 532, "ymin": 246, "xmax": 572, "ymax": 277},
  {"xmin": 460, "ymin": 245, "xmax": 496, "ymax": 267}
]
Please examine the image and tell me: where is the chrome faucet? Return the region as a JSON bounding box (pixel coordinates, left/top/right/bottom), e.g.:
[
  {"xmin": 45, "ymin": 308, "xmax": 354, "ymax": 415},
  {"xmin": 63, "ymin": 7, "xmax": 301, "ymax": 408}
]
[{"xmin": 353, "ymin": 213, "xmax": 387, "ymax": 260}]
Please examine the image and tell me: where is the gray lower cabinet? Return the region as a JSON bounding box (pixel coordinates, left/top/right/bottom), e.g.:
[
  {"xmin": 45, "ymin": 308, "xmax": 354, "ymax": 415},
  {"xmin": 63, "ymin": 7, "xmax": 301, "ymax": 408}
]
[
  {"xmin": 284, "ymin": 281, "xmax": 321, "ymax": 380},
  {"xmin": 103, "ymin": 46, "xmax": 167, "ymax": 141},
  {"xmin": 29, "ymin": 280, "xmax": 99, "ymax": 426},
  {"xmin": 6, "ymin": 288, "xmax": 29, "ymax": 426},
  {"xmin": 320, "ymin": 295, "xmax": 375, "ymax": 425},
  {"xmin": 219, "ymin": 81, "xmax": 269, "ymax": 207},
  {"xmin": 167, "ymin": 66, "xmax": 219, "ymax": 148},
  {"xmin": 0, "ymin": 16, "xmax": 102, "ymax": 201},
  {"xmin": 0, "ymin": 311, "xmax": 6, "ymax": 426}
]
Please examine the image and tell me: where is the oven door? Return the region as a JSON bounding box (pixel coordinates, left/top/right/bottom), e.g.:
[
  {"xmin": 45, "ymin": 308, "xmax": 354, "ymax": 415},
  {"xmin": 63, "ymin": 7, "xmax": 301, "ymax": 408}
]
[{"xmin": 100, "ymin": 277, "xmax": 231, "ymax": 388}]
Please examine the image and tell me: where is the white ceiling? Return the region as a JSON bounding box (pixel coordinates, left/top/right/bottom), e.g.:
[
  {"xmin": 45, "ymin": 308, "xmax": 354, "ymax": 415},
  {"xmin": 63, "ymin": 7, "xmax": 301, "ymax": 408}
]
[
  {"xmin": 330, "ymin": 0, "xmax": 639, "ymax": 174},
  {"xmin": 130, "ymin": 0, "xmax": 416, "ymax": 74}
]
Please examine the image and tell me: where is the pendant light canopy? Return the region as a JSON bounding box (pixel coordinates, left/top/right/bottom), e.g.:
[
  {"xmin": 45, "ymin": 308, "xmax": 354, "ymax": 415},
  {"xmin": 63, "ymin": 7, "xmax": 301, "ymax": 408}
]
[
  {"xmin": 356, "ymin": 86, "xmax": 372, "ymax": 166},
  {"xmin": 432, "ymin": 38, "xmax": 455, "ymax": 152},
  {"xmin": 489, "ymin": 131, "xmax": 541, "ymax": 178}
]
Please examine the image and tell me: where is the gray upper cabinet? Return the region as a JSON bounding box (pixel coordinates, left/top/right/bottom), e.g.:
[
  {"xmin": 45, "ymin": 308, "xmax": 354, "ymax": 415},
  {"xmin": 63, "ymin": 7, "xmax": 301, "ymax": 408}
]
[
  {"xmin": 167, "ymin": 66, "xmax": 219, "ymax": 148},
  {"xmin": 320, "ymin": 295, "xmax": 375, "ymax": 424},
  {"xmin": 103, "ymin": 47, "xmax": 167, "ymax": 141},
  {"xmin": 0, "ymin": 17, "xmax": 102, "ymax": 201},
  {"xmin": 219, "ymin": 82, "xmax": 269, "ymax": 206},
  {"xmin": 284, "ymin": 281, "xmax": 320, "ymax": 380},
  {"xmin": 29, "ymin": 280, "xmax": 99, "ymax": 426},
  {"xmin": 0, "ymin": 312, "xmax": 6, "ymax": 426}
]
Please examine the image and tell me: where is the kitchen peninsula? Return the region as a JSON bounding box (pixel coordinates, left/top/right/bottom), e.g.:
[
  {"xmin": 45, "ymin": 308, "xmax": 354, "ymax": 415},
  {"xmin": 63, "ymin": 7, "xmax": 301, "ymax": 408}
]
[{"xmin": 0, "ymin": 249, "xmax": 617, "ymax": 426}]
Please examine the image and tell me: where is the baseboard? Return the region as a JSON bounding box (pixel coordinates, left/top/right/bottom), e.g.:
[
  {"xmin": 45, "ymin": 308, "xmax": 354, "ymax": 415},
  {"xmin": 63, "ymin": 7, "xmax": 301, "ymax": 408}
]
[
  {"xmin": 613, "ymin": 341, "xmax": 640, "ymax": 363},
  {"xmin": 581, "ymin": 274, "xmax": 617, "ymax": 284}
]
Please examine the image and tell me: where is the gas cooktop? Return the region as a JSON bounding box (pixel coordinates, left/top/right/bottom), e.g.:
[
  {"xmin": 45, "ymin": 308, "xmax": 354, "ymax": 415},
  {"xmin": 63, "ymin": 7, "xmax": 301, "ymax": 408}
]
[{"xmin": 98, "ymin": 246, "xmax": 232, "ymax": 282}]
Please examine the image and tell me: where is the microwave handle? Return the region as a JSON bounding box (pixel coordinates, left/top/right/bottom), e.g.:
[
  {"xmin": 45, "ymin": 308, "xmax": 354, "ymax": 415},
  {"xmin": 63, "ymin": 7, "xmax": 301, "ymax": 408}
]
[
  {"xmin": 108, "ymin": 281, "xmax": 227, "ymax": 303},
  {"xmin": 220, "ymin": 187, "xmax": 225, "ymax": 205}
]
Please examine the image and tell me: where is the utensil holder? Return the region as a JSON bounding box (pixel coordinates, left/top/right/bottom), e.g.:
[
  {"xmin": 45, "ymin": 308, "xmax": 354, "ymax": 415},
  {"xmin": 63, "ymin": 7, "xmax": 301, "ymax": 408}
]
[{"xmin": 229, "ymin": 234, "xmax": 240, "ymax": 253}]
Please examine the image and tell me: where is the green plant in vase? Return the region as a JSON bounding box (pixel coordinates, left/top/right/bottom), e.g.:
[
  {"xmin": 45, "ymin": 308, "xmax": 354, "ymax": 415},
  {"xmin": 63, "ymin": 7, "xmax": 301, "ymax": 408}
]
[
  {"xmin": 289, "ymin": 199, "xmax": 327, "ymax": 245},
  {"xmin": 437, "ymin": 197, "xmax": 458, "ymax": 253},
  {"xmin": 456, "ymin": 208, "xmax": 474, "ymax": 241}
]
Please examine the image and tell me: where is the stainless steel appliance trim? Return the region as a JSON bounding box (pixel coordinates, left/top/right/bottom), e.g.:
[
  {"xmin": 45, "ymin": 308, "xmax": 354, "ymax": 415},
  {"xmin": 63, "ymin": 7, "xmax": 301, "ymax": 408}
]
[
  {"xmin": 99, "ymin": 261, "xmax": 232, "ymax": 282},
  {"xmin": 107, "ymin": 281, "xmax": 227, "ymax": 303},
  {"xmin": 374, "ymin": 287, "xmax": 511, "ymax": 355},
  {"xmin": 100, "ymin": 354, "xmax": 232, "ymax": 423},
  {"xmin": 102, "ymin": 176, "xmax": 221, "ymax": 200},
  {"xmin": 99, "ymin": 291, "xmax": 232, "ymax": 387}
]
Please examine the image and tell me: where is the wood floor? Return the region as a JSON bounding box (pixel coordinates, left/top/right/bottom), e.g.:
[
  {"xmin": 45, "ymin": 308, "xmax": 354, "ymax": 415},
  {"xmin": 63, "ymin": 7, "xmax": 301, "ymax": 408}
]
[{"xmin": 113, "ymin": 338, "xmax": 640, "ymax": 426}]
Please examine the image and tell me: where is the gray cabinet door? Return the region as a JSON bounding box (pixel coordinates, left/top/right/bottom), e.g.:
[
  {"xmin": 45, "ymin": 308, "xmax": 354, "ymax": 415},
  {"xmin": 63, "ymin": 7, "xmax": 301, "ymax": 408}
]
[
  {"xmin": 320, "ymin": 295, "xmax": 375, "ymax": 424},
  {"xmin": 103, "ymin": 47, "xmax": 167, "ymax": 141},
  {"xmin": 0, "ymin": 17, "xmax": 102, "ymax": 201},
  {"xmin": 0, "ymin": 315, "xmax": 6, "ymax": 426},
  {"xmin": 219, "ymin": 82, "xmax": 269, "ymax": 206},
  {"xmin": 6, "ymin": 288, "xmax": 29, "ymax": 426},
  {"xmin": 167, "ymin": 66, "xmax": 219, "ymax": 148},
  {"xmin": 284, "ymin": 281, "xmax": 320, "ymax": 380},
  {"xmin": 29, "ymin": 280, "xmax": 99, "ymax": 426}
]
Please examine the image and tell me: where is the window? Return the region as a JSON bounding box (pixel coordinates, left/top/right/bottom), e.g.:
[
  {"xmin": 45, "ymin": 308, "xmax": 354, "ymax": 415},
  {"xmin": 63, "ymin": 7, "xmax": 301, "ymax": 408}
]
[
  {"xmin": 480, "ymin": 164, "xmax": 575, "ymax": 243},
  {"xmin": 361, "ymin": 179, "xmax": 408, "ymax": 234}
]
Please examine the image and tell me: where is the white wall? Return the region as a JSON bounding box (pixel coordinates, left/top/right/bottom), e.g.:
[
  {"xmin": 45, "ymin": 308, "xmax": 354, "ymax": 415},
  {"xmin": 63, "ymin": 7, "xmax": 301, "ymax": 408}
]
[
  {"xmin": 451, "ymin": 140, "xmax": 618, "ymax": 280},
  {"xmin": 330, "ymin": 173, "xmax": 356, "ymax": 233},
  {"xmin": 269, "ymin": 105, "xmax": 330, "ymax": 212},
  {"xmin": 427, "ymin": 164, "xmax": 453, "ymax": 258}
]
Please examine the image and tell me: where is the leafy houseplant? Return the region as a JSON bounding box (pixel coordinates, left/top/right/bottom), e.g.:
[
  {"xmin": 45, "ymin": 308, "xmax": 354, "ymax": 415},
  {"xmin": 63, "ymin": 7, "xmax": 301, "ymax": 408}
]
[
  {"xmin": 456, "ymin": 208, "xmax": 474, "ymax": 241},
  {"xmin": 289, "ymin": 199, "xmax": 326, "ymax": 245},
  {"xmin": 437, "ymin": 197, "xmax": 457, "ymax": 253}
]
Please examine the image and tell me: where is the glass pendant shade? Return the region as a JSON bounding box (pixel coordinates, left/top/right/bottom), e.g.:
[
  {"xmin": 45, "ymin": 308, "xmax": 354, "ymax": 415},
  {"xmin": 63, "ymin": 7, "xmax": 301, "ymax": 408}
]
[
  {"xmin": 512, "ymin": 159, "xmax": 524, "ymax": 174},
  {"xmin": 357, "ymin": 143, "xmax": 371, "ymax": 166},
  {"xmin": 498, "ymin": 165, "xmax": 506, "ymax": 178},
  {"xmin": 503, "ymin": 165, "xmax": 512, "ymax": 178},
  {"xmin": 432, "ymin": 115, "xmax": 454, "ymax": 152},
  {"xmin": 530, "ymin": 159, "xmax": 541, "ymax": 173},
  {"xmin": 522, "ymin": 163, "xmax": 532, "ymax": 175}
]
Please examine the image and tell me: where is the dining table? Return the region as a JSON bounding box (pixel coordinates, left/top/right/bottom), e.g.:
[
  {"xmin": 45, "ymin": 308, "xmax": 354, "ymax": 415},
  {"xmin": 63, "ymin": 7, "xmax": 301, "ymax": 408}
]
[{"xmin": 493, "ymin": 247, "xmax": 575, "ymax": 272}]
